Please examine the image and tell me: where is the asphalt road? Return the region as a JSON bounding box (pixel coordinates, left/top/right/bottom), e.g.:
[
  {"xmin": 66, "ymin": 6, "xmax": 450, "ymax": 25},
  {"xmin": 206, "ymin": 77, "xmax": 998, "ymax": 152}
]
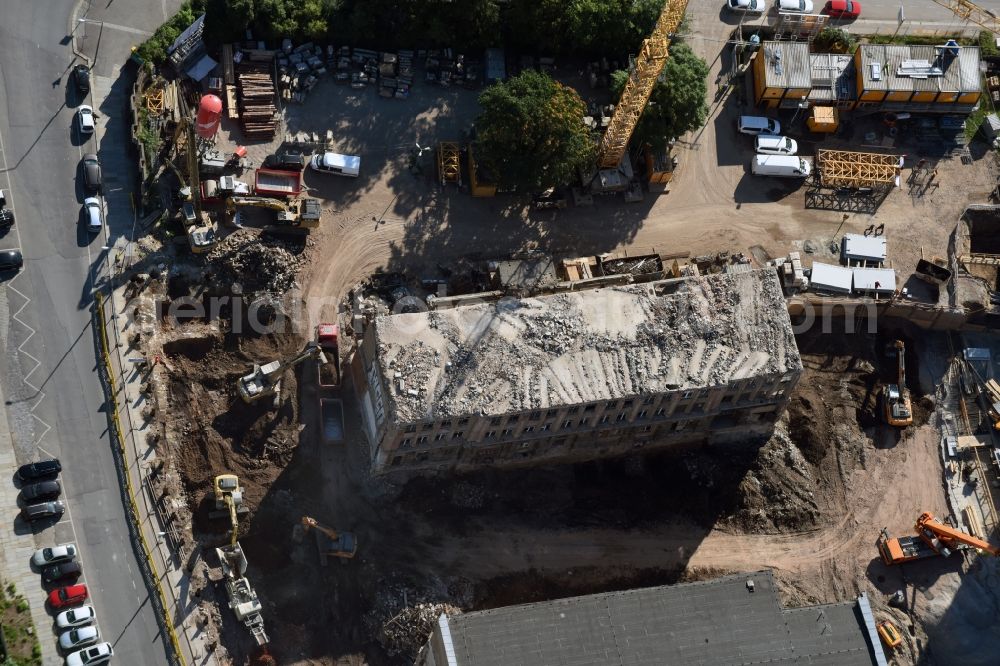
[{"xmin": 0, "ymin": 0, "xmax": 175, "ymax": 664}]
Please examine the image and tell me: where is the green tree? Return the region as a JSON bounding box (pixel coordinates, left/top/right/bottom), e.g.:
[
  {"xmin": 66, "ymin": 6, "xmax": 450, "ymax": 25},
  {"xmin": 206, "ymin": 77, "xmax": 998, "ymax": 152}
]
[
  {"xmin": 476, "ymin": 70, "xmax": 594, "ymax": 191},
  {"xmin": 813, "ymin": 27, "xmax": 858, "ymax": 53},
  {"xmin": 610, "ymin": 43, "xmax": 708, "ymax": 152}
]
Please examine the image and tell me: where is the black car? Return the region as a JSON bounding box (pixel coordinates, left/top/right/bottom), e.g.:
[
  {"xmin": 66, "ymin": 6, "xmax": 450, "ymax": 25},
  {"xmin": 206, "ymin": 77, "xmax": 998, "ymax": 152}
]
[
  {"xmin": 73, "ymin": 64, "xmax": 90, "ymax": 94},
  {"xmin": 82, "ymin": 154, "xmax": 102, "ymax": 192},
  {"xmin": 41, "ymin": 561, "xmax": 82, "ymax": 584},
  {"xmin": 20, "ymin": 480, "xmax": 61, "ymax": 502},
  {"xmin": 16, "ymin": 458, "xmax": 61, "ymax": 482},
  {"xmin": 0, "ymin": 249, "xmax": 22, "ymax": 271},
  {"xmin": 21, "ymin": 500, "xmax": 65, "ymax": 522},
  {"xmin": 263, "ymin": 148, "xmax": 306, "ymax": 172},
  {"xmin": 0, "ymin": 208, "xmax": 13, "ymax": 229}
]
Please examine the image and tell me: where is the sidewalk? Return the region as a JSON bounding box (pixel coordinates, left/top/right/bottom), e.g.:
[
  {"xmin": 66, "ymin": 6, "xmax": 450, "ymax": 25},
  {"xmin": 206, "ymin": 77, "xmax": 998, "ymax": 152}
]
[
  {"xmin": 0, "ymin": 404, "xmax": 61, "ymax": 666},
  {"xmin": 100, "ymin": 240, "xmax": 218, "ymax": 666}
]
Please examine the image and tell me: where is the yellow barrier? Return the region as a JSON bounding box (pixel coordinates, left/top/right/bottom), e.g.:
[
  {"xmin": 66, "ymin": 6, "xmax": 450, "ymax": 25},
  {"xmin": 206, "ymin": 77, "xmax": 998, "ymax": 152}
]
[{"xmin": 94, "ymin": 292, "xmax": 187, "ymax": 666}]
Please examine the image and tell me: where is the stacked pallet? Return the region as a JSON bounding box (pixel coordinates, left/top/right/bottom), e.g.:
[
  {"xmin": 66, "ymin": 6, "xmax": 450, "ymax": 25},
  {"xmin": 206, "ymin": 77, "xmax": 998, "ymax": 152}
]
[{"xmin": 236, "ymin": 63, "xmax": 277, "ymax": 139}]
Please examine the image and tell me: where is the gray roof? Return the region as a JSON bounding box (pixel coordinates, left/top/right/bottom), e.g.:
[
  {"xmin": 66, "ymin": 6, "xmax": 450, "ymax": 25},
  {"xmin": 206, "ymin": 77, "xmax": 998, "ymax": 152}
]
[
  {"xmin": 373, "ymin": 270, "xmax": 801, "ymax": 423},
  {"xmin": 763, "ymin": 41, "xmax": 812, "ymax": 90},
  {"xmin": 441, "ymin": 571, "xmax": 877, "ymax": 665},
  {"xmin": 858, "ymin": 44, "xmax": 980, "ymax": 94}
]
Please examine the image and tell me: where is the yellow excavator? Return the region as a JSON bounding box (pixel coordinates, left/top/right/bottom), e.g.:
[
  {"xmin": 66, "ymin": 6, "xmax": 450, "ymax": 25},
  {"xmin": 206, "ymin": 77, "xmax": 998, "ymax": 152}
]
[
  {"xmin": 211, "ymin": 474, "xmax": 269, "ymax": 646},
  {"xmin": 299, "ymin": 516, "xmax": 357, "ymax": 565},
  {"xmin": 237, "ymin": 342, "xmax": 326, "ymax": 405},
  {"xmin": 226, "ymin": 195, "xmax": 322, "ymax": 229},
  {"xmin": 883, "ymin": 340, "xmax": 913, "ymax": 427}
]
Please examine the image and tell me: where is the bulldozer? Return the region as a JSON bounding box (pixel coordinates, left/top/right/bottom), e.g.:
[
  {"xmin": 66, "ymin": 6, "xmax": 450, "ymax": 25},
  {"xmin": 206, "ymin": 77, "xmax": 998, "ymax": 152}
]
[
  {"xmin": 877, "ymin": 511, "xmax": 1000, "ymax": 565},
  {"xmin": 883, "ymin": 340, "xmax": 913, "ymax": 427},
  {"xmin": 298, "ymin": 516, "xmax": 357, "ymax": 565},
  {"xmin": 237, "ymin": 342, "xmax": 326, "ymax": 405},
  {"xmin": 211, "ymin": 474, "xmax": 269, "ymax": 646}
]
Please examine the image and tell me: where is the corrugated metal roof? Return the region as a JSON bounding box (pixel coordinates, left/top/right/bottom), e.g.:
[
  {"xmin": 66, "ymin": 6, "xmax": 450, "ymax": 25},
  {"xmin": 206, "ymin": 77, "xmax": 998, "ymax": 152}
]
[
  {"xmin": 859, "ymin": 44, "xmax": 980, "ymax": 94},
  {"xmin": 811, "ymin": 262, "xmax": 853, "ymax": 294},
  {"xmin": 763, "ymin": 41, "xmax": 812, "ymax": 90},
  {"xmin": 842, "ymin": 234, "xmax": 887, "ymax": 263},
  {"xmin": 853, "ymin": 267, "xmax": 896, "ymax": 293},
  {"xmin": 441, "ymin": 571, "xmax": 877, "ymax": 666}
]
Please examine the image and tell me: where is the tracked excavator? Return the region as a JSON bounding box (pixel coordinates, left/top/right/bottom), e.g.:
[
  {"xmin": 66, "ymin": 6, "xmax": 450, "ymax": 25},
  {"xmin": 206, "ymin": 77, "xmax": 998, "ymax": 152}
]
[
  {"xmin": 298, "ymin": 516, "xmax": 357, "ymax": 565},
  {"xmin": 883, "ymin": 340, "xmax": 913, "ymax": 427},
  {"xmin": 238, "ymin": 342, "xmax": 326, "ymax": 405},
  {"xmin": 211, "ymin": 474, "xmax": 268, "ymax": 646},
  {"xmin": 878, "ymin": 511, "xmax": 1000, "ymax": 565},
  {"xmin": 227, "ymin": 195, "xmax": 322, "ymax": 229}
]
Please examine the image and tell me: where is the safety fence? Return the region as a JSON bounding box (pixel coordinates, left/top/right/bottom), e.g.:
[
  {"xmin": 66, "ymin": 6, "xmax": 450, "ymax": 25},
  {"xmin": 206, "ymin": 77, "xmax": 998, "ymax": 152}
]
[{"xmin": 94, "ymin": 292, "xmax": 187, "ymax": 666}]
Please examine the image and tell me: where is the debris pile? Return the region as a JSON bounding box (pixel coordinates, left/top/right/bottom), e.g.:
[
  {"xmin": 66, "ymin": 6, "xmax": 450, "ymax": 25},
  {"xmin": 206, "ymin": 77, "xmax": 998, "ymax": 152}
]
[
  {"xmin": 207, "ymin": 230, "xmax": 305, "ymax": 297},
  {"xmin": 379, "ymin": 602, "xmax": 462, "ymax": 658}
]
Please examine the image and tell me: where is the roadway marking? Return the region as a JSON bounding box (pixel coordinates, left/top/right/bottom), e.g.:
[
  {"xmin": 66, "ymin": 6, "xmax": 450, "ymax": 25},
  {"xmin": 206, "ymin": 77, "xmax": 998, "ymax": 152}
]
[
  {"xmin": 91, "ymin": 21, "xmax": 152, "ymax": 38},
  {"xmin": 0, "ymin": 82, "xmax": 53, "ymax": 447}
]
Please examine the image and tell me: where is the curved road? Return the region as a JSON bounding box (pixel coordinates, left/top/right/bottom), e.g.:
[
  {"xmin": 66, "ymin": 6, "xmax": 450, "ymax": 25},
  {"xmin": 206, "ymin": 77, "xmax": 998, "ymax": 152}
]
[{"xmin": 0, "ymin": 0, "xmax": 175, "ymax": 663}]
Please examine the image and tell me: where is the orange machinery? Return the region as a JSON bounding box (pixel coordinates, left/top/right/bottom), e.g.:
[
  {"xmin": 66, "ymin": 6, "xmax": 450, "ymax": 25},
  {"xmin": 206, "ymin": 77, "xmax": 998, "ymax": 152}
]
[{"xmin": 878, "ymin": 511, "xmax": 1000, "ymax": 565}]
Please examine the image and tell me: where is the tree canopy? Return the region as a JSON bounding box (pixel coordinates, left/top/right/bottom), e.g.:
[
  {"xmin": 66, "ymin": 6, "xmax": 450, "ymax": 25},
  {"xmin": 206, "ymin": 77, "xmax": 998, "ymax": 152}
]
[
  {"xmin": 610, "ymin": 43, "xmax": 709, "ymax": 153},
  {"xmin": 475, "ymin": 70, "xmax": 595, "ymax": 191}
]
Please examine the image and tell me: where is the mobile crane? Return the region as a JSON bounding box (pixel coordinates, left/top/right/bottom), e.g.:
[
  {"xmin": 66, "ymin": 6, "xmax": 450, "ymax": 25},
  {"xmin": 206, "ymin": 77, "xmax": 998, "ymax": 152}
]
[
  {"xmin": 211, "ymin": 474, "xmax": 269, "ymax": 646},
  {"xmin": 237, "ymin": 342, "xmax": 326, "ymax": 405},
  {"xmin": 883, "ymin": 340, "xmax": 913, "ymax": 427},
  {"xmin": 877, "ymin": 511, "xmax": 1000, "ymax": 565},
  {"xmin": 299, "ymin": 516, "xmax": 357, "ymax": 565},
  {"xmin": 596, "ymin": 0, "xmax": 689, "ymax": 173}
]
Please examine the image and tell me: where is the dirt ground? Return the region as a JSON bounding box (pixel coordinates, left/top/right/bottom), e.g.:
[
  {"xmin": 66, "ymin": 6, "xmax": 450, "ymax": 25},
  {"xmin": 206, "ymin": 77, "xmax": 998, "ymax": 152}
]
[{"xmin": 134, "ymin": 6, "xmax": 1000, "ymax": 666}]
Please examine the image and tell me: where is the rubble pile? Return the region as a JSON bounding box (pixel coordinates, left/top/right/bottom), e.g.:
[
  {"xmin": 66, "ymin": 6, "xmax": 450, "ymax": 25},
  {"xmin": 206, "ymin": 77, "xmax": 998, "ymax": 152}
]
[
  {"xmin": 379, "ymin": 602, "xmax": 462, "ymax": 658},
  {"xmin": 207, "ymin": 231, "xmax": 305, "ymax": 297}
]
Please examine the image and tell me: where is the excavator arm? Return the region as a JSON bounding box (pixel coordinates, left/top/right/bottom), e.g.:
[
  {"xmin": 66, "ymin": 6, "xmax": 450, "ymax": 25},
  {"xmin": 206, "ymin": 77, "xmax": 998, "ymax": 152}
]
[{"xmin": 917, "ymin": 511, "xmax": 1000, "ymax": 556}]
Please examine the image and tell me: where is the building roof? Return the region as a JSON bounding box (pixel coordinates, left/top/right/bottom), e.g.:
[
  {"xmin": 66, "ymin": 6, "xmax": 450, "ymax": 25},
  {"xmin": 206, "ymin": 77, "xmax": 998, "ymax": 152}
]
[
  {"xmin": 762, "ymin": 41, "xmax": 812, "ymax": 90},
  {"xmin": 373, "ymin": 270, "xmax": 801, "ymax": 423},
  {"xmin": 842, "ymin": 234, "xmax": 887, "ymax": 263},
  {"xmin": 809, "ymin": 52, "xmax": 854, "ymax": 102},
  {"xmin": 810, "ymin": 262, "xmax": 853, "ymax": 294},
  {"xmin": 852, "ymin": 267, "xmax": 896, "ymax": 294},
  {"xmin": 858, "ymin": 43, "xmax": 980, "ymax": 94},
  {"xmin": 439, "ymin": 571, "xmax": 879, "ymax": 666}
]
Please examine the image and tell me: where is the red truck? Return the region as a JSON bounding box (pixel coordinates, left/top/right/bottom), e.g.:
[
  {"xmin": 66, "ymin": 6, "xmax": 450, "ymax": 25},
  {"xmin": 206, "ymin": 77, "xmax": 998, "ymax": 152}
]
[
  {"xmin": 316, "ymin": 324, "xmax": 344, "ymax": 443},
  {"xmin": 254, "ymin": 168, "xmax": 302, "ymax": 197}
]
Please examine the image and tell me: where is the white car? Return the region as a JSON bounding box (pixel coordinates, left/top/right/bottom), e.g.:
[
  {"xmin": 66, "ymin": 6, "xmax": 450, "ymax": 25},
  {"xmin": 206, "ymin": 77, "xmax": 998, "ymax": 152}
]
[
  {"xmin": 775, "ymin": 0, "xmax": 814, "ymax": 11},
  {"xmin": 83, "ymin": 197, "xmax": 102, "ymax": 233},
  {"xmin": 77, "ymin": 105, "xmax": 95, "ymax": 135},
  {"xmin": 56, "ymin": 605, "xmax": 96, "ymax": 630},
  {"xmin": 755, "ymin": 135, "xmax": 798, "ymax": 155},
  {"xmin": 727, "ymin": 0, "xmax": 765, "ymax": 13},
  {"xmin": 31, "ymin": 544, "xmax": 77, "ymax": 568},
  {"xmin": 309, "ymin": 152, "xmax": 361, "ymax": 177},
  {"xmin": 59, "ymin": 625, "xmax": 100, "ymax": 651},
  {"xmin": 65, "ymin": 642, "xmax": 113, "ymax": 666}
]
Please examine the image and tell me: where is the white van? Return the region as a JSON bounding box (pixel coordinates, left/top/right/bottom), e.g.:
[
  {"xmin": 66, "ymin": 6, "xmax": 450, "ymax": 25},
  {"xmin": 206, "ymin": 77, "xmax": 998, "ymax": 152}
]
[
  {"xmin": 738, "ymin": 115, "xmax": 781, "ymax": 135},
  {"xmin": 310, "ymin": 152, "xmax": 361, "ymax": 177},
  {"xmin": 752, "ymin": 155, "xmax": 811, "ymax": 178},
  {"xmin": 755, "ymin": 135, "xmax": 798, "ymax": 155}
]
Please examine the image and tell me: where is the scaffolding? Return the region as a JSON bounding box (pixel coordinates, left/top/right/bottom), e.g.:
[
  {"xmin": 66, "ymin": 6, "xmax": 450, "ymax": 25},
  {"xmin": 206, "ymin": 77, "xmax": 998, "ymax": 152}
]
[
  {"xmin": 805, "ymin": 183, "xmax": 891, "ymax": 214},
  {"xmin": 145, "ymin": 88, "xmax": 164, "ymax": 115},
  {"xmin": 932, "ymin": 0, "xmax": 1000, "ymax": 35},
  {"xmin": 817, "ymin": 149, "xmax": 901, "ymax": 189},
  {"xmin": 437, "ymin": 141, "xmax": 461, "ymax": 186},
  {"xmin": 772, "ymin": 12, "xmax": 828, "ymax": 42}
]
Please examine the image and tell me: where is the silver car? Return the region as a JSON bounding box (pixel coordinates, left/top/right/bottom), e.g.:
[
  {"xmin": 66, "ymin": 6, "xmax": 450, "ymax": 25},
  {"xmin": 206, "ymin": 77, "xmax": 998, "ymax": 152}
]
[
  {"xmin": 59, "ymin": 625, "xmax": 100, "ymax": 651},
  {"xmin": 83, "ymin": 197, "xmax": 102, "ymax": 233}
]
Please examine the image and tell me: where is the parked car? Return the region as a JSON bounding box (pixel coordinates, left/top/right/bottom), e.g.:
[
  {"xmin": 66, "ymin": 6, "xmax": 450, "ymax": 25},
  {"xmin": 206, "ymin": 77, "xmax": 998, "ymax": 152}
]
[
  {"xmin": 59, "ymin": 625, "xmax": 100, "ymax": 651},
  {"xmin": 0, "ymin": 249, "xmax": 23, "ymax": 271},
  {"xmin": 83, "ymin": 197, "xmax": 102, "ymax": 233},
  {"xmin": 42, "ymin": 561, "xmax": 82, "ymax": 584},
  {"xmin": 727, "ymin": 0, "xmax": 765, "ymax": 13},
  {"xmin": 56, "ymin": 605, "xmax": 96, "ymax": 630},
  {"xmin": 81, "ymin": 154, "xmax": 101, "ymax": 192},
  {"xmin": 738, "ymin": 115, "xmax": 781, "ymax": 135},
  {"xmin": 16, "ymin": 458, "xmax": 61, "ymax": 482},
  {"xmin": 73, "ymin": 64, "xmax": 91, "ymax": 94},
  {"xmin": 755, "ymin": 135, "xmax": 799, "ymax": 156},
  {"xmin": 775, "ymin": 0, "xmax": 814, "ymax": 12},
  {"xmin": 263, "ymin": 147, "xmax": 306, "ymax": 171},
  {"xmin": 0, "ymin": 208, "xmax": 13, "ymax": 229},
  {"xmin": 21, "ymin": 500, "xmax": 65, "ymax": 522},
  {"xmin": 48, "ymin": 584, "xmax": 88, "ymax": 609},
  {"xmin": 20, "ymin": 479, "xmax": 61, "ymax": 502},
  {"xmin": 32, "ymin": 543, "xmax": 77, "ymax": 567},
  {"xmin": 823, "ymin": 0, "xmax": 860, "ymax": 18},
  {"xmin": 77, "ymin": 105, "xmax": 95, "ymax": 135},
  {"xmin": 309, "ymin": 152, "xmax": 361, "ymax": 177},
  {"xmin": 65, "ymin": 642, "xmax": 113, "ymax": 666}
]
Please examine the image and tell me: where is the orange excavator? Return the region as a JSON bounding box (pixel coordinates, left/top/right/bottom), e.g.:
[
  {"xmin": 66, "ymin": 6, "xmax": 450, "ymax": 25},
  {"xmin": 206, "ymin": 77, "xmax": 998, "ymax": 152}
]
[{"xmin": 878, "ymin": 511, "xmax": 1000, "ymax": 565}]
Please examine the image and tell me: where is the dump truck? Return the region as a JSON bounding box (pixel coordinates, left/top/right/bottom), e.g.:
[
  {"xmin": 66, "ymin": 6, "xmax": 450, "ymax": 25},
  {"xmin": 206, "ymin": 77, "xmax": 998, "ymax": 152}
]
[
  {"xmin": 316, "ymin": 323, "xmax": 340, "ymax": 387},
  {"xmin": 254, "ymin": 168, "xmax": 302, "ymax": 197}
]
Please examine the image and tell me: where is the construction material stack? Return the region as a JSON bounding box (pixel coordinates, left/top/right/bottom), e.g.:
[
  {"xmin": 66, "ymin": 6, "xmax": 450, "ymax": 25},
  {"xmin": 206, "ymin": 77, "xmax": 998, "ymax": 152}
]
[{"xmin": 236, "ymin": 63, "xmax": 277, "ymax": 139}]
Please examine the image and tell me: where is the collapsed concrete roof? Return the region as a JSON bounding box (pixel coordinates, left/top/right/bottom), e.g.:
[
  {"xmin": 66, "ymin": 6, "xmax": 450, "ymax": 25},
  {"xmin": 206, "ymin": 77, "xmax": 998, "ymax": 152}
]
[{"xmin": 373, "ymin": 269, "xmax": 801, "ymax": 423}]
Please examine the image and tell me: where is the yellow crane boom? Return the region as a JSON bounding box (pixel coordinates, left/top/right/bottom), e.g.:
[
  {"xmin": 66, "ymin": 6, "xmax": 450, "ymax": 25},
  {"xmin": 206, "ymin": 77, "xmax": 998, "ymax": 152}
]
[
  {"xmin": 597, "ymin": 0, "xmax": 689, "ymax": 169},
  {"xmin": 932, "ymin": 0, "xmax": 1000, "ymax": 35}
]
